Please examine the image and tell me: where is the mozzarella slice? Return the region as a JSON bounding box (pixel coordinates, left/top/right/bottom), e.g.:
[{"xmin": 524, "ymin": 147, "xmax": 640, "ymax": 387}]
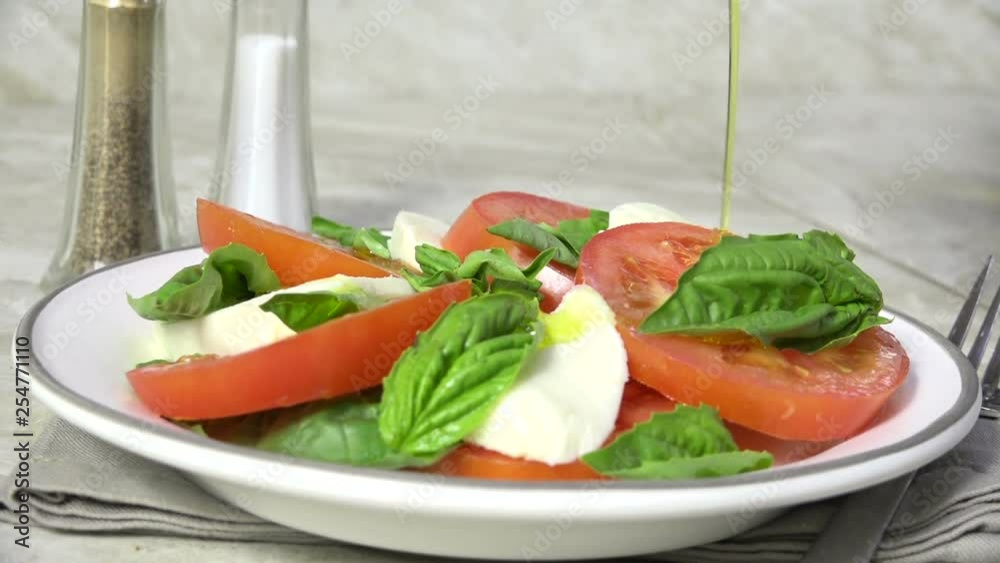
[
  {"xmin": 149, "ymin": 275, "xmax": 414, "ymax": 360},
  {"xmin": 608, "ymin": 202, "xmax": 688, "ymax": 229},
  {"xmin": 388, "ymin": 211, "xmax": 450, "ymax": 271},
  {"xmin": 465, "ymin": 285, "xmax": 629, "ymax": 465}
]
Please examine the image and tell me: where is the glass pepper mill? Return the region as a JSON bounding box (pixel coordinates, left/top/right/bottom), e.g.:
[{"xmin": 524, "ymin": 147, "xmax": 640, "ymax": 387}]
[
  {"xmin": 43, "ymin": 0, "xmax": 177, "ymax": 290},
  {"xmin": 208, "ymin": 0, "xmax": 317, "ymax": 232}
]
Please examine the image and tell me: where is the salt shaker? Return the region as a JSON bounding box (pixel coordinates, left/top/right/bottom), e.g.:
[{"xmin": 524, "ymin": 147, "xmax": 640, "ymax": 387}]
[
  {"xmin": 208, "ymin": 0, "xmax": 317, "ymax": 231},
  {"xmin": 43, "ymin": 0, "xmax": 177, "ymax": 290}
]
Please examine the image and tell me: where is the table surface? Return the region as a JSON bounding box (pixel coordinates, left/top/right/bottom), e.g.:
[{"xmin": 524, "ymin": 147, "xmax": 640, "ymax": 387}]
[{"xmin": 1, "ymin": 93, "xmax": 999, "ymax": 562}]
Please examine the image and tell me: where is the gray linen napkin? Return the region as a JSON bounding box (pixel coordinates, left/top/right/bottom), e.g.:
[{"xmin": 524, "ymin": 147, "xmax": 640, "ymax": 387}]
[{"xmin": 2, "ymin": 417, "xmax": 998, "ymax": 563}]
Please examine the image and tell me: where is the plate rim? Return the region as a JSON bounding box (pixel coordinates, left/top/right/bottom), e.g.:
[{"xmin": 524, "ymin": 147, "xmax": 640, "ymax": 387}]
[{"xmin": 17, "ymin": 246, "xmax": 982, "ymax": 494}]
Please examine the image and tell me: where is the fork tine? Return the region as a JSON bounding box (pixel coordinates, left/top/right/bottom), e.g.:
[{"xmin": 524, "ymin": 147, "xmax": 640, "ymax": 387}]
[
  {"xmin": 982, "ymin": 339, "xmax": 1000, "ymax": 402},
  {"xmin": 969, "ymin": 283, "xmax": 1000, "ymax": 368},
  {"xmin": 949, "ymin": 256, "xmax": 993, "ymax": 347}
]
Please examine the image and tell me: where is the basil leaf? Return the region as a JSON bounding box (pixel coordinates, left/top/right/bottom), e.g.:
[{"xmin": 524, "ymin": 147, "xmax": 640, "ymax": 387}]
[
  {"xmin": 379, "ymin": 293, "xmax": 540, "ymax": 456},
  {"xmin": 259, "ymin": 293, "xmax": 360, "ymax": 332},
  {"xmin": 521, "ymin": 247, "xmax": 558, "ymax": 279},
  {"xmin": 414, "ymin": 245, "xmax": 462, "ymax": 275},
  {"xmin": 803, "ymin": 230, "xmax": 856, "ymax": 261},
  {"xmin": 311, "ymin": 216, "xmax": 391, "ymax": 259},
  {"xmin": 354, "ymin": 228, "xmax": 392, "ymax": 259},
  {"xmin": 553, "ymin": 209, "xmax": 610, "ymax": 253},
  {"xmin": 486, "ymin": 209, "xmax": 608, "ymax": 267},
  {"xmin": 487, "ymin": 218, "xmax": 579, "ymax": 267},
  {"xmin": 311, "ymin": 217, "xmax": 356, "ymax": 245},
  {"xmin": 257, "ymin": 398, "xmax": 440, "ymax": 468},
  {"xmin": 128, "ymin": 243, "xmax": 281, "ymax": 321},
  {"xmin": 403, "ymin": 245, "xmax": 554, "ymax": 299},
  {"xmin": 135, "ymin": 358, "xmax": 171, "ymax": 368},
  {"xmin": 639, "ymin": 231, "xmax": 889, "ymax": 353},
  {"xmin": 173, "ymin": 421, "xmax": 209, "ymax": 437},
  {"xmin": 582, "ymin": 404, "xmax": 773, "ymax": 480}
]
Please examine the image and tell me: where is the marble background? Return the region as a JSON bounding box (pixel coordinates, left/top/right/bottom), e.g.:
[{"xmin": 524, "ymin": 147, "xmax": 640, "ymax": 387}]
[
  {"xmin": 2, "ymin": 0, "xmax": 998, "ymax": 320},
  {"xmin": 1, "ymin": 1, "xmax": 999, "ymax": 561},
  {"xmin": 4, "ymin": 0, "xmax": 1000, "ymax": 104}
]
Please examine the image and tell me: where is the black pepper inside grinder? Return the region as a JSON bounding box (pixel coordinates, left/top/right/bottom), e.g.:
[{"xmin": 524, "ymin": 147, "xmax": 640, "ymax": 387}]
[{"xmin": 43, "ymin": 0, "xmax": 177, "ymax": 290}]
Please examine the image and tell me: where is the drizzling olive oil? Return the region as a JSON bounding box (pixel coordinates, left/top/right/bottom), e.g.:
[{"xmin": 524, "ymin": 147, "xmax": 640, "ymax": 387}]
[{"xmin": 720, "ymin": 0, "xmax": 741, "ymax": 230}]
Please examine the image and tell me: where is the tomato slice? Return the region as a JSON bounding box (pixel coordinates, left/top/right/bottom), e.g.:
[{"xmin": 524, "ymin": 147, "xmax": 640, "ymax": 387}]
[
  {"xmin": 578, "ymin": 222, "xmax": 910, "ymax": 441},
  {"xmin": 127, "ymin": 281, "xmax": 471, "ymax": 420},
  {"xmin": 616, "ymin": 381, "xmax": 837, "ymax": 465},
  {"xmin": 440, "ymin": 191, "xmax": 591, "ymax": 311},
  {"xmin": 423, "ymin": 445, "xmax": 602, "ymax": 481},
  {"xmin": 197, "ymin": 198, "xmax": 394, "ymax": 286},
  {"xmin": 424, "ymin": 381, "xmax": 830, "ymax": 480}
]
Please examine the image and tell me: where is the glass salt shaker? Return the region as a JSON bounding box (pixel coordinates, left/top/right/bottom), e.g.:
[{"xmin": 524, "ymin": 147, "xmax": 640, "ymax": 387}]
[
  {"xmin": 208, "ymin": 0, "xmax": 317, "ymax": 232},
  {"xmin": 43, "ymin": 0, "xmax": 177, "ymax": 290}
]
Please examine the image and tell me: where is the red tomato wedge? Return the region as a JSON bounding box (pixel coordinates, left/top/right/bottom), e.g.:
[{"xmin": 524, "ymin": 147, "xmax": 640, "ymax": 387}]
[
  {"xmin": 578, "ymin": 222, "xmax": 910, "ymax": 442},
  {"xmin": 440, "ymin": 191, "xmax": 591, "ymax": 311},
  {"xmin": 423, "ymin": 381, "xmax": 831, "ymax": 481},
  {"xmin": 197, "ymin": 198, "xmax": 394, "ymax": 286},
  {"xmin": 424, "ymin": 445, "xmax": 602, "ymax": 481},
  {"xmin": 127, "ymin": 281, "xmax": 471, "ymax": 420},
  {"xmin": 616, "ymin": 381, "xmax": 837, "ymax": 465}
]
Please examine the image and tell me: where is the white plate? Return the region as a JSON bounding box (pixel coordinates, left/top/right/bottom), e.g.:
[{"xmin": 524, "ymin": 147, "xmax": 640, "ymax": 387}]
[{"xmin": 17, "ymin": 247, "xmax": 981, "ymax": 560}]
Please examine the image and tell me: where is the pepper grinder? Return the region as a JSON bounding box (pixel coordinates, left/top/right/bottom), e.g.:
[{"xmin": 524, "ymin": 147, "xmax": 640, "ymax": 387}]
[
  {"xmin": 207, "ymin": 0, "xmax": 317, "ymax": 231},
  {"xmin": 43, "ymin": 0, "xmax": 178, "ymax": 290}
]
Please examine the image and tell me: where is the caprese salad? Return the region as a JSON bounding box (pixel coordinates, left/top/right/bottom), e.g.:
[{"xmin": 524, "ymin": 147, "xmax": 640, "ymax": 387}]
[{"xmin": 125, "ymin": 192, "xmax": 909, "ymax": 481}]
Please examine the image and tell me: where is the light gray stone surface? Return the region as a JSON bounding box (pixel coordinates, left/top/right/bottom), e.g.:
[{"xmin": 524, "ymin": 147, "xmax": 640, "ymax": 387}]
[{"xmin": 1, "ymin": 0, "xmax": 999, "ymax": 561}]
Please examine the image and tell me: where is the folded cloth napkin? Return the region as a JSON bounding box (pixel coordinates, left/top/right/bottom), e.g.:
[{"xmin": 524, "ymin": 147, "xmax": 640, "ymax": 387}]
[{"xmin": 3, "ymin": 417, "xmax": 998, "ymax": 562}]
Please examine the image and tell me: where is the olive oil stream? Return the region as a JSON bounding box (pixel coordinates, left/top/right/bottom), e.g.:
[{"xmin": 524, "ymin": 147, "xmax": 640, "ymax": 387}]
[{"xmin": 720, "ymin": 0, "xmax": 741, "ymax": 230}]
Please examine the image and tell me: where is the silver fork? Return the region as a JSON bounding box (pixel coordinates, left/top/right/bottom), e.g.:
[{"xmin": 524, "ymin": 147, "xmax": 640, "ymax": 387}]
[{"xmin": 802, "ymin": 255, "xmax": 1000, "ymax": 563}]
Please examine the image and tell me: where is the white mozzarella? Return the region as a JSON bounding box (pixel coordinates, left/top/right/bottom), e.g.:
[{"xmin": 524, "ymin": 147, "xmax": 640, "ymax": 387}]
[
  {"xmin": 149, "ymin": 275, "xmax": 414, "ymax": 360},
  {"xmin": 608, "ymin": 202, "xmax": 688, "ymax": 229},
  {"xmin": 388, "ymin": 211, "xmax": 450, "ymax": 271},
  {"xmin": 465, "ymin": 285, "xmax": 629, "ymax": 465}
]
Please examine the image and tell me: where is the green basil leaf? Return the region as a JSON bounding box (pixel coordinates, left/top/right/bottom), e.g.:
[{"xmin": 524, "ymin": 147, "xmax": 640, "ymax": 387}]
[
  {"xmin": 639, "ymin": 231, "xmax": 889, "ymax": 353},
  {"xmin": 128, "ymin": 243, "xmax": 281, "ymax": 321},
  {"xmin": 554, "ymin": 209, "xmax": 610, "ymax": 253},
  {"xmin": 401, "ymin": 268, "xmax": 454, "ymax": 293},
  {"xmin": 311, "ymin": 216, "xmax": 357, "ymax": 246},
  {"xmin": 173, "ymin": 421, "xmax": 209, "ymax": 437},
  {"xmin": 521, "ymin": 247, "xmax": 558, "ymax": 279},
  {"xmin": 378, "ymin": 294, "xmax": 540, "ymax": 456},
  {"xmin": 311, "ymin": 217, "xmax": 391, "ymax": 259},
  {"xmin": 257, "ymin": 398, "xmax": 440, "ymax": 468},
  {"xmin": 803, "ymin": 230, "xmax": 856, "ymax": 261},
  {"xmin": 259, "ymin": 293, "xmax": 360, "ymax": 332},
  {"xmin": 487, "ymin": 218, "xmax": 580, "ymax": 267},
  {"xmin": 582, "ymin": 404, "xmax": 773, "ymax": 480},
  {"xmin": 135, "ymin": 358, "xmax": 171, "ymax": 368},
  {"xmin": 414, "ymin": 245, "xmax": 463, "ymax": 275},
  {"xmin": 354, "ymin": 228, "xmax": 392, "ymax": 259},
  {"xmin": 455, "ymin": 249, "xmax": 538, "ymax": 284},
  {"xmin": 403, "ymin": 245, "xmax": 554, "ymax": 299}
]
